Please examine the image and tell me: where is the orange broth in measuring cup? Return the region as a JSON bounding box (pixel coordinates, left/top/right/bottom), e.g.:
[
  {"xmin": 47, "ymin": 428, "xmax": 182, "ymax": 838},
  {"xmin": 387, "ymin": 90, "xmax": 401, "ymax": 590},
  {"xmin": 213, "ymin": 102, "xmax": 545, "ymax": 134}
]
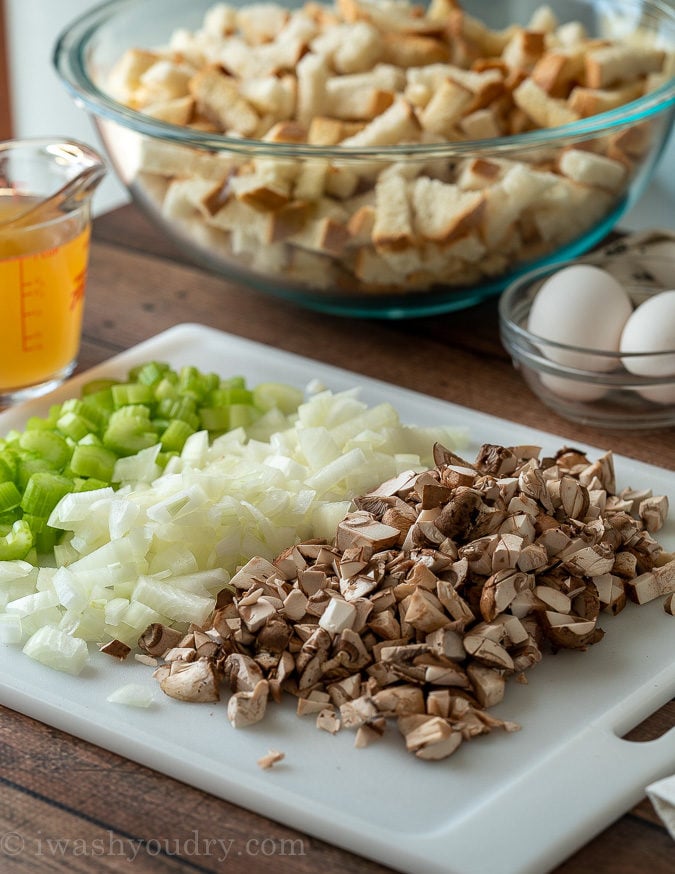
[{"xmin": 0, "ymin": 194, "xmax": 90, "ymax": 396}]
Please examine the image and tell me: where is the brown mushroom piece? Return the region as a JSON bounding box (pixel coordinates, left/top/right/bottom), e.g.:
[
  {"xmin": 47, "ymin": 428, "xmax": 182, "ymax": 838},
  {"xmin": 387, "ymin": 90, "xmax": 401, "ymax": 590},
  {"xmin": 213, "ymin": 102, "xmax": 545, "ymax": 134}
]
[
  {"xmin": 138, "ymin": 623, "xmax": 185, "ymax": 657},
  {"xmin": 99, "ymin": 639, "xmax": 131, "ymax": 660},
  {"xmin": 159, "ymin": 657, "xmax": 221, "ymax": 703},
  {"xmin": 399, "ymin": 714, "xmax": 463, "ymax": 760},
  {"xmin": 223, "ymin": 652, "xmax": 265, "ymax": 692},
  {"xmin": 434, "ymin": 489, "xmax": 485, "ymax": 539},
  {"xmin": 227, "ymin": 679, "xmax": 270, "ymax": 728}
]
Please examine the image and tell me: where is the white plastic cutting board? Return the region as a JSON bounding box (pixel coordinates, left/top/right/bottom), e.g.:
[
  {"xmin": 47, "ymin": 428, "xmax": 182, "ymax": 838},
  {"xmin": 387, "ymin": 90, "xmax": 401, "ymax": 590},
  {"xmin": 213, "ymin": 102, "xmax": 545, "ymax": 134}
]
[{"xmin": 0, "ymin": 323, "xmax": 673, "ymax": 874}]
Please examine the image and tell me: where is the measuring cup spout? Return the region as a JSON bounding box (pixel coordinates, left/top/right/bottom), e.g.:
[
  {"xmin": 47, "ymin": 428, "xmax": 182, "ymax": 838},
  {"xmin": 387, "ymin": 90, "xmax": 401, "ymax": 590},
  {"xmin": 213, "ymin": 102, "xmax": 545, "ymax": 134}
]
[{"xmin": 0, "ymin": 138, "xmax": 106, "ymax": 230}]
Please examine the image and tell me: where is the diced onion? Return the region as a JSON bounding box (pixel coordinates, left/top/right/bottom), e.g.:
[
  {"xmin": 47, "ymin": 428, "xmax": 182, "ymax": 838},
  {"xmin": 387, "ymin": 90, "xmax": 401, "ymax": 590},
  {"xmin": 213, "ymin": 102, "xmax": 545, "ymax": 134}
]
[
  {"xmin": 106, "ymin": 683, "xmax": 155, "ymax": 708},
  {"xmin": 23, "ymin": 626, "xmax": 89, "ymax": 674}
]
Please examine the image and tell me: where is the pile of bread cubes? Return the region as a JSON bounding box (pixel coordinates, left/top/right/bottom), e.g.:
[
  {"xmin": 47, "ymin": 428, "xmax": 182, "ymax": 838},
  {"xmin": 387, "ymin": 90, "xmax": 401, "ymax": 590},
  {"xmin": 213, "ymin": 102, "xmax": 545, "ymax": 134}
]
[{"xmin": 107, "ymin": 0, "xmax": 673, "ymax": 295}]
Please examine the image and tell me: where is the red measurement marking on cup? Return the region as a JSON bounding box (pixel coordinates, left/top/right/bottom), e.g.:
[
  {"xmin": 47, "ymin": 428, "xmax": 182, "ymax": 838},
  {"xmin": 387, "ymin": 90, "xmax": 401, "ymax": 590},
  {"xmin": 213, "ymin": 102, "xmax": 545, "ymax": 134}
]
[{"xmin": 17, "ymin": 257, "xmax": 46, "ymax": 353}]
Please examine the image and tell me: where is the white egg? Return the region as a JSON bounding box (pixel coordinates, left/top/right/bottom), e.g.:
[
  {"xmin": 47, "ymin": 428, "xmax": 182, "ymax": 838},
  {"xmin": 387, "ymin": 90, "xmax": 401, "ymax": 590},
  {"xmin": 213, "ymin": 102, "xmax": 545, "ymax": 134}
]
[
  {"xmin": 620, "ymin": 290, "xmax": 675, "ymax": 376},
  {"xmin": 620, "ymin": 289, "xmax": 675, "ymax": 405},
  {"xmin": 539, "ymin": 373, "xmax": 608, "ymax": 403},
  {"xmin": 528, "ymin": 265, "xmax": 633, "ymax": 372}
]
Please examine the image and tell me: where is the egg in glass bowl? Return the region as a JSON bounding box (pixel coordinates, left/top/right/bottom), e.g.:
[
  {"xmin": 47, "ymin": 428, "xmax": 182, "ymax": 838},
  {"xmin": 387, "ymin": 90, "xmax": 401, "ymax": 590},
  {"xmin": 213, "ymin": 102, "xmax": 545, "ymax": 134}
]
[
  {"xmin": 498, "ymin": 237, "xmax": 675, "ymax": 428},
  {"xmin": 54, "ymin": 0, "xmax": 675, "ymax": 318}
]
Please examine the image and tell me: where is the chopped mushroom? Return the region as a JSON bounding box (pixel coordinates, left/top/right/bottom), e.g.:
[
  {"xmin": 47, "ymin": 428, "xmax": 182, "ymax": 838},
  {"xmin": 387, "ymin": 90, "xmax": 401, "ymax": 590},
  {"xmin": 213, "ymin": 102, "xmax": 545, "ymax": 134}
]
[
  {"xmin": 227, "ymin": 679, "xmax": 269, "ymax": 727},
  {"xmin": 257, "ymin": 749, "xmax": 285, "ymax": 770},
  {"xmin": 99, "ymin": 639, "xmax": 131, "ymax": 660},
  {"xmin": 141, "ymin": 441, "xmax": 671, "ymax": 762},
  {"xmin": 159, "ymin": 657, "xmax": 221, "ymax": 702}
]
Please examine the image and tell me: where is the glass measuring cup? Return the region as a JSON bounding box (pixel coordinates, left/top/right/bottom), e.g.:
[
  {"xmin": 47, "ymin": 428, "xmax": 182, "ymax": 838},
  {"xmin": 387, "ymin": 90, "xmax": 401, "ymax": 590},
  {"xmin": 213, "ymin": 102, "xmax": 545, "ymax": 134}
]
[{"xmin": 0, "ymin": 138, "xmax": 106, "ymax": 405}]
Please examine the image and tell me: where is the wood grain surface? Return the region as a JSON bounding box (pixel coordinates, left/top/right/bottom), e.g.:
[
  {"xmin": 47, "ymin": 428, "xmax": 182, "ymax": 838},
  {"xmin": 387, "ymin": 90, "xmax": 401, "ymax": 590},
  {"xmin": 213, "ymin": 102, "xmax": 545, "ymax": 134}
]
[{"xmin": 0, "ymin": 204, "xmax": 673, "ymax": 874}]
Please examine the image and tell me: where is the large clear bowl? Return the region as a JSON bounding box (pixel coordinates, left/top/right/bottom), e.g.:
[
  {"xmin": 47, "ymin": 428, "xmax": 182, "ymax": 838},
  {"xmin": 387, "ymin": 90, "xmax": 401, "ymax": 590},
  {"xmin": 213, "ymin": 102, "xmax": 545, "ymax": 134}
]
[{"xmin": 54, "ymin": 0, "xmax": 675, "ymax": 318}]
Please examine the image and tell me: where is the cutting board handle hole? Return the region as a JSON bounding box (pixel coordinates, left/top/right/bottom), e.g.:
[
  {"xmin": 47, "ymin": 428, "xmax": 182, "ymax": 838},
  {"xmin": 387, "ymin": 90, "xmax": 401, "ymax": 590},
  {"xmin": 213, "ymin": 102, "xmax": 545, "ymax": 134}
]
[{"xmin": 619, "ymin": 699, "xmax": 675, "ymax": 743}]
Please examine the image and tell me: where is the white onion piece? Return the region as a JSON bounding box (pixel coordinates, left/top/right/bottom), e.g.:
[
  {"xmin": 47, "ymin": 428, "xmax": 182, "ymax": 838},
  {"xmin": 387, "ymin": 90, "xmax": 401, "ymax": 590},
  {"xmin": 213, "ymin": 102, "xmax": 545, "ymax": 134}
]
[
  {"xmin": 0, "ymin": 614, "xmax": 22, "ymax": 644},
  {"xmin": 106, "ymin": 683, "xmax": 155, "ymax": 708},
  {"xmin": 23, "ymin": 626, "xmax": 89, "ymax": 675}
]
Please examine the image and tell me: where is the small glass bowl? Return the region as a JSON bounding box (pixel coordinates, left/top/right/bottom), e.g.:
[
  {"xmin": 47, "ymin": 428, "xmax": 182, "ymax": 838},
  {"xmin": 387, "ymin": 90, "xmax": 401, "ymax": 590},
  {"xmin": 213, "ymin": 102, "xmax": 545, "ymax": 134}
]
[{"xmin": 499, "ymin": 256, "xmax": 675, "ymax": 429}]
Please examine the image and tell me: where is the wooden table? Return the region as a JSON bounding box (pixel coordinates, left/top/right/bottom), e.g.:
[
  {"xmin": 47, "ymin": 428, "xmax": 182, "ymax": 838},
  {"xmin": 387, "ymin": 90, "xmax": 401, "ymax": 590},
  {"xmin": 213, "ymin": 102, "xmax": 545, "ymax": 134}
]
[{"xmin": 1, "ymin": 203, "xmax": 673, "ymax": 874}]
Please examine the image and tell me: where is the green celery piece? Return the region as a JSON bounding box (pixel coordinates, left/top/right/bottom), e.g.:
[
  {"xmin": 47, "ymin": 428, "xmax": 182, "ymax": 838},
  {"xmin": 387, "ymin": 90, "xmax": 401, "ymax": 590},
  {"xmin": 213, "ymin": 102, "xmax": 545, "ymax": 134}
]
[
  {"xmin": 103, "ymin": 410, "xmax": 158, "ymax": 456},
  {"xmin": 0, "ymin": 454, "xmax": 16, "ymax": 483},
  {"xmin": 81, "ymin": 378, "xmax": 120, "ymax": 396},
  {"xmin": 25, "ymin": 415, "xmax": 56, "ymax": 431},
  {"xmin": 156, "ymin": 397, "xmax": 199, "ymax": 430},
  {"xmin": 156, "ymin": 451, "xmax": 177, "ymax": 470},
  {"xmin": 198, "ymin": 407, "xmax": 231, "ymax": 432},
  {"xmin": 80, "ymin": 388, "xmax": 115, "ymax": 425},
  {"xmin": 0, "ymin": 520, "xmax": 34, "ymax": 561},
  {"xmin": 178, "ymin": 365, "xmax": 208, "ymax": 400},
  {"xmin": 112, "ymin": 383, "xmax": 154, "ymax": 408},
  {"xmin": 73, "ymin": 478, "xmax": 109, "ymax": 492},
  {"xmin": 220, "ymin": 376, "xmax": 246, "ymax": 390},
  {"xmin": 108, "ymin": 404, "xmax": 152, "ymax": 422},
  {"xmin": 208, "ymin": 386, "xmax": 254, "ymax": 407},
  {"xmin": 21, "ymin": 472, "xmax": 74, "ymax": 517},
  {"xmin": 56, "ymin": 411, "xmax": 99, "ymax": 442},
  {"xmin": 16, "ymin": 457, "xmax": 55, "ymax": 490},
  {"xmin": 131, "ymin": 361, "xmax": 170, "ymax": 386},
  {"xmin": 0, "ymin": 481, "xmax": 22, "ymax": 512},
  {"xmin": 78, "ymin": 433, "xmax": 103, "ymax": 447},
  {"xmin": 19, "ymin": 430, "xmax": 71, "ymax": 469},
  {"xmin": 34, "ymin": 523, "xmax": 61, "ymax": 554},
  {"xmin": 229, "ymin": 404, "xmax": 260, "ymax": 429},
  {"xmin": 160, "ymin": 419, "xmax": 195, "ymax": 452},
  {"xmin": 153, "ymin": 376, "xmax": 179, "ymax": 402},
  {"xmin": 0, "ymin": 509, "xmax": 21, "ymax": 526},
  {"xmin": 70, "ymin": 444, "xmax": 118, "ymax": 481}
]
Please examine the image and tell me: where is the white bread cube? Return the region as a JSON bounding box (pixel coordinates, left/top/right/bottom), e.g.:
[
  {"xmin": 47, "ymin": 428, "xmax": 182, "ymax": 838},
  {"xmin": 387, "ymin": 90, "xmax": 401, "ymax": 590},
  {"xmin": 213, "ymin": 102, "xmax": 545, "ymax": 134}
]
[
  {"xmin": 239, "ymin": 76, "xmax": 296, "ymax": 119},
  {"xmin": 459, "ymin": 108, "xmax": 502, "ymax": 139},
  {"xmin": 558, "ymin": 149, "xmax": 627, "ymax": 192},
  {"xmin": 235, "ymin": 4, "xmax": 290, "ymax": 45},
  {"xmin": 297, "ymin": 52, "xmax": 329, "ymax": 124},
  {"xmin": 411, "ymin": 177, "xmax": 485, "ymax": 243},
  {"xmin": 568, "ymin": 81, "xmax": 645, "ymax": 117},
  {"xmin": 202, "ymin": 4, "xmax": 238, "ymax": 38},
  {"xmin": 137, "ymin": 138, "xmax": 237, "ymax": 181},
  {"xmin": 420, "ymin": 78, "xmax": 473, "ymax": 136},
  {"xmin": 142, "ymin": 96, "xmax": 195, "ymax": 126},
  {"xmin": 107, "ymin": 49, "xmax": 159, "ymax": 102},
  {"xmin": 513, "ymin": 77, "xmax": 580, "ymax": 127},
  {"xmin": 189, "ymin": 66, "xmax": 259, "ymax": 135},
  {"xmin": 312, "ymin": 21, "xmax": 384, "ymax": 73},
  {"xmin": 585, "ymin": 44, "xmax": 665, "ymax": 89},
  {"xmin": 340, "ymin": 99, "xmax": 420, "ymax": 147},
  {"xmin": 373, "ymin": 173, "xmax": 414, "ymax": 250}
]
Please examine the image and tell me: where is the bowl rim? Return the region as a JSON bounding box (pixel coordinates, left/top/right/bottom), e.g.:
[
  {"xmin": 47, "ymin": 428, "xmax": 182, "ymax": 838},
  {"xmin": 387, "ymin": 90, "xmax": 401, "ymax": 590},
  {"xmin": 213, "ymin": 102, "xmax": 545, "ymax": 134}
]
[
  {"xmin": 499, "ymin": 260, "xmax": 675, "ymax": 368},
  {"xmin": 53, "ymin": 0, "xmax": 675, "ymax": 160}
]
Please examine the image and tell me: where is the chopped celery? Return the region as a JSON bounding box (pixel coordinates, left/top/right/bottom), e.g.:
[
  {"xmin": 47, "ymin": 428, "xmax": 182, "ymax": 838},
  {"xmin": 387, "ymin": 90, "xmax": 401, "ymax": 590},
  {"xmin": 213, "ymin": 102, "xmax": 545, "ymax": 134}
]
[
  {"xmin": 21, "ymin": 472, "xmax": 74, "ymax": 517},
  {"xmin": 70, "ymin": 444, "xmax": 117, "ymax": 481},
  {"xmin": 112, "ymin": 383, "xmax": 154, "ymax": 407},
  {"xmin": 0, "ymin": 481, "xmax": 21, "ymax": 512},
  {"xmin": 19, "ymin": 430, "xmax": 70, "ymax": 469},
  {"xmin": 0, "ymin": 360, "xmax": 304, "ymax": 564},
  {"xmin": 160, "ymin": 419, "xmax": 195, "ymax": 452},
  {"xmin": 0, "ymin": 520, "xmax": 34, "ymax": 560}
]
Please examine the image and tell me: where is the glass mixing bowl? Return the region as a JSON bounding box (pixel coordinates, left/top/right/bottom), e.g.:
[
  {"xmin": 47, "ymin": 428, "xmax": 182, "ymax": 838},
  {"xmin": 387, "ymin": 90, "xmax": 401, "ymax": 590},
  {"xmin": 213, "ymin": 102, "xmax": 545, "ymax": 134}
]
[{"xmin": 54, "ymin": 0, "xmax": 675, "ymax": 318}]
